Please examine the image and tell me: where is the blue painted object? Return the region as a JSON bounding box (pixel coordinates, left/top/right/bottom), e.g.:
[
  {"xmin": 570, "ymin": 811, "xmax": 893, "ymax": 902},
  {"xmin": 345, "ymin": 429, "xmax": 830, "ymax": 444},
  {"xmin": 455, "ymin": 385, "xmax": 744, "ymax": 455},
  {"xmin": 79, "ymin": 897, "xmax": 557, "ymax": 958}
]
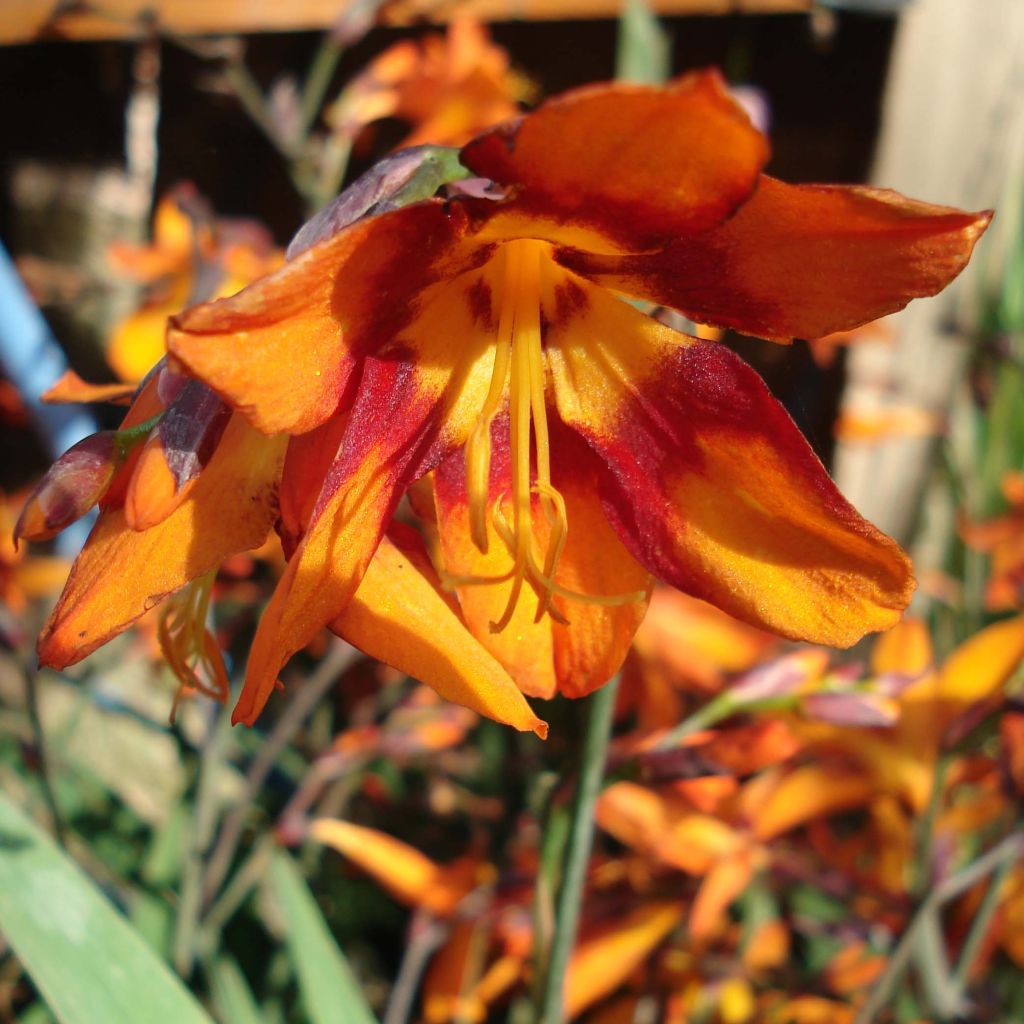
[{"xmin": 0, "ymin": 239, "xmax": 97, "ymax": 553}]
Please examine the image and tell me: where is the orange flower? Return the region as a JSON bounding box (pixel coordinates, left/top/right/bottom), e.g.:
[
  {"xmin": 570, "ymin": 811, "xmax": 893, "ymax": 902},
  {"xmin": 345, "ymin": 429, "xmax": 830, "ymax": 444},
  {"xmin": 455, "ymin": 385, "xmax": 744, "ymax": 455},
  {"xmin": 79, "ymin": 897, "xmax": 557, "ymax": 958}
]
[
  {"xmin": 107, "ymin": 184, "xmax": 282, "ymax": 382},
  {"xmin": 0, "ymin": 492, "xmax": 68, "ymax": 616},
  {"xmin": 960, "ymin": 470, "xmax": 1024, "ymax": 610},
  {"xmin": 35, "ymin": 72, "xmax": 988, "ymax": 730},
  {"xmin": 328, "ymin": 18, "xmax": 528, "ymax": 149}
]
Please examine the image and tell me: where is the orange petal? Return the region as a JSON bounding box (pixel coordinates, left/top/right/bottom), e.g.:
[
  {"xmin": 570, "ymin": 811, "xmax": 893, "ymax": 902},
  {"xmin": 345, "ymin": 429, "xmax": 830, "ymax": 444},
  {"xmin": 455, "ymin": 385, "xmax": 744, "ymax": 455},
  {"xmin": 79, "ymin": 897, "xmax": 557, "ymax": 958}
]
[
  {"xmin": 834, "ymin": 405, "xmax": 942, "ymax": 443},
  {"xmin": 564, "ymin": 176, "xmax": 991, "ymax": 341},
  {"xmin": 42, "ymin": 370, "xmax": 136, "ymax": 405},
  {"xmin": 544, "ymin": 268, "xmax": 914, "ymax": 647},
  {"xmin": 462, "ymin": 70, "xmax": 767, "ymax": 252},
  {"xmin": 871, "ymin": 617, "xmax": 934, "ymax": 678},
  {"xmin": 596, "ymin": 782, "xmax": 670, "ymax": 856},
  {"xmin": 548, "ymin": 431, "xmax": 652, "ymax": 698},
  {"xmin": 108, "ymin": 185, "xmax": 199, "ymax": 281},
  {"xmin": 168, "ymin": 201, "xmax": 479, "ymax": 436},
  {"xmin": 751, "ymin": 765, "xmax": 875, "ymax": 840},
  {"xmin": 564, "ymin": 903, "xmax": 683, "ymax": 1018},
  {"xmin": 689, "ymin": 849, "xmax": 757, "ymax": 940},
  {"xmin": 422, "ymin": 919, "xmax": 489, "ymax": 1024},
  {"xmin": 232, "ymin": 259, "xmax": 505, "ymax": 723},
  {"xmin": 308, "ymin": 818, "xmax": 476, "ymax": 916},
  {"xmin": 632, "ymin": 586, "xmax": 777, "ymax": 692},
  {"xmin": 333, "ymin": 523, "xmax": 547, "ymax": 737},
  {"xmin": 38, "ymin": 415, "xmax": 285, "ymax": 668},
  {"xmin": 433, "ymin": 424, "xmax": 558, "ymax": 699},
  {"xmin": 657, "ymin": 814, "xmax": 744, "ymax": 875},
  {"xmin": 933, "ymin": 613, "xmax": 1024, "ymax": 708}
]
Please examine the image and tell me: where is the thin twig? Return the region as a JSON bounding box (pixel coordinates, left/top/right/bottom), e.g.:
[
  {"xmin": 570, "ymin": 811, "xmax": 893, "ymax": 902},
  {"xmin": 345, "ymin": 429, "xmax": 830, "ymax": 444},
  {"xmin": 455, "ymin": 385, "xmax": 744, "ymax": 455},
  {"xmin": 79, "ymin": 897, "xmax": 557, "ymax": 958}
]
[
  {"xmin": 383, "ymin": 908, "xmax": 449, "ymax": 1024},
  {"xmin": 199, "ymin": 833, "xmax": 274, "ymax": 950},
  {"xmin": 950, "ymin": 847, "xmax": 1014, "ymax": 990},
  {"xmin": 537, "ymin": 676, "xmax": 620, "ymax": 1024},
  {"xmin": 199, "ymin": 642, "xmax": 356, "ymax": 908},
  {"xmin": 21, "ymin": 660, "xmax": 67, "ymax": 848},
  {"xmin": 853, "ymin": 832, "xmax": 1024, "ymax": 1024},
  {"xmin": 299, "ymin": 34, "xmax": 345, "ymax": 137}
]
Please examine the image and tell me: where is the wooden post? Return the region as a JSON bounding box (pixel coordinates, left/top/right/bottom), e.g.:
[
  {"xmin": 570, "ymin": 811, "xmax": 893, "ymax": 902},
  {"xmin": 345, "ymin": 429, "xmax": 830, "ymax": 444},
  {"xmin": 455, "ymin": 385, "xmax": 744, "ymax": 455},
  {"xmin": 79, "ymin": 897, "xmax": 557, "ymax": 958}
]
[{"xmin": 832, "ymin": 0, "xmax": 1024, "ymax": 546}]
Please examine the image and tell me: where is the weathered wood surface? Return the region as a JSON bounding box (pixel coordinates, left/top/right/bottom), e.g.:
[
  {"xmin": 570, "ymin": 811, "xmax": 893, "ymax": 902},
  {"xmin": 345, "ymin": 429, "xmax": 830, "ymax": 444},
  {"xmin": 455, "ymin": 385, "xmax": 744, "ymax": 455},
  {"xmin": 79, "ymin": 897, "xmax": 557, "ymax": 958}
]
[
  {"xmin": 832, "ymin": 0, "xmax": 1024, "ymax": 546},
  {"xmin": 1, "ymin": 0, "xmax": 809, "ymax": 44}
]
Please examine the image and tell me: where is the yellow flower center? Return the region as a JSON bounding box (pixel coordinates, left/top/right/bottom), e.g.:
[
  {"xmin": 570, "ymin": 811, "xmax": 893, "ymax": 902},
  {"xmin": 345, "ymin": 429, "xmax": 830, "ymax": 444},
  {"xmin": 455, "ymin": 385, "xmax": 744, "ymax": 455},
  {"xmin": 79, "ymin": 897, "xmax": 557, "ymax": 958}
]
[{"xmin": 454, "ymin": 239, "xmax": 646, "ymax": 631}]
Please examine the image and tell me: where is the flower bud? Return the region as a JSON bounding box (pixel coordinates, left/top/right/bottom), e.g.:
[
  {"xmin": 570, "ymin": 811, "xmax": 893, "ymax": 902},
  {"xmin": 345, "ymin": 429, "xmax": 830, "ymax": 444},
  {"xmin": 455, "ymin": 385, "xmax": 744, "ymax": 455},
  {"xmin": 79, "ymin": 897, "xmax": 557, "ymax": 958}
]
[
  {"xmin": 124, "ymin": 379, "xmax": 231, "ymax": 531},
  {"xmin": 15, "ymin": 433, "xmax": 122, "ymax": 543}
]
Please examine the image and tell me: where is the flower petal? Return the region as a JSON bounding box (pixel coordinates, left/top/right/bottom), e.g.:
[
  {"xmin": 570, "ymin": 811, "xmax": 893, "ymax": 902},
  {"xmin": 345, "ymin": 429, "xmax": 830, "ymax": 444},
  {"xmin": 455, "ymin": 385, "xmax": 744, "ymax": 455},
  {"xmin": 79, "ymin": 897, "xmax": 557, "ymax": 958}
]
[
  {"xmin": 547, "ymin": 428, "xmax": 652, "ymax": 698},
  {"xmin": 561, "ymin": 176, "xmax": 992, "ymax": 340},
  {"xmin": 461, "ymin": 69, "xmax": 767, "ymax": 252},
  {"xmin": 38, "ymin": 415, "xmax": 285, "ymax": 668},
  {"xmin": 231, "ymin": 362, "xmax": 436, "ymax": 725},
  {"xmin": 167, "ymin": 201, "xmax": 483, "ymax": 436},
  {"xmin": 544, "ymin": 269, "xmax": 914, "ymax": 646},
  {"xmin": 751, "ymin": 765, "xmax": 875, "ymax": 840},
  {"xmin": 232, "ymin": 262, "xmax": 508, "ymax": 724},
  {"xmin": 333, "ymin": 523, "xmax": 547, "ymax": 736},
  {"xmin": 433, "ymin": 410, "xmax": 649, "ymax": 699},
  {"xmin": 42, "ymin": 370, "xmax": 136, "ymax": 405},
  {"xmin": 434, "ymin": 426, "xmax": 557, "ymax": 699},
  {"xmin": 565, "ymin": 903, "xmax": 683, "ymax": 1019},
  {"xmin": 308, "ymin": 818, "xmax": 475, "ymax": 916}
]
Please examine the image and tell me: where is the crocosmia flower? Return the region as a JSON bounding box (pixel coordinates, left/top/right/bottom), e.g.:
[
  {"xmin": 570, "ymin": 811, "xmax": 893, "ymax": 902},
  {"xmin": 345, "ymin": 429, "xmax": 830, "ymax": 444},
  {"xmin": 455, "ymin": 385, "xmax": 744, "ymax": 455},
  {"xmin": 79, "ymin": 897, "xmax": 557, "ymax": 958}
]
[{"xmin": 32, "ymin": 71, "xmax": 989, "ymax": 730}]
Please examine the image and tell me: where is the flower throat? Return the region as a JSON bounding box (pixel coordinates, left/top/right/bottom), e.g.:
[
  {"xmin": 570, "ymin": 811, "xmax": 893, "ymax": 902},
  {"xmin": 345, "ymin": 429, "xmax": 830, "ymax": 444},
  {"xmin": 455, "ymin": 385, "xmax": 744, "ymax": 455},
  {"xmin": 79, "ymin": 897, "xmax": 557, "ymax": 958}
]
[{"xmin": 452, "ymin": 239, "xmax": 646, "ymax": 632}]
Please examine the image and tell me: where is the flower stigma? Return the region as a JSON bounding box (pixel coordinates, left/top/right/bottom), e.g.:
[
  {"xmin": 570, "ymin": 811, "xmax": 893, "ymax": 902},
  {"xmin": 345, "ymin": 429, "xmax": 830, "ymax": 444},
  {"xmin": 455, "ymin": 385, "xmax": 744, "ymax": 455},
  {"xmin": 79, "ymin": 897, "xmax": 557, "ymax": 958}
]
[{"xmin": 454, "ymin": 239, "xmax": 647, "ymax": 632}]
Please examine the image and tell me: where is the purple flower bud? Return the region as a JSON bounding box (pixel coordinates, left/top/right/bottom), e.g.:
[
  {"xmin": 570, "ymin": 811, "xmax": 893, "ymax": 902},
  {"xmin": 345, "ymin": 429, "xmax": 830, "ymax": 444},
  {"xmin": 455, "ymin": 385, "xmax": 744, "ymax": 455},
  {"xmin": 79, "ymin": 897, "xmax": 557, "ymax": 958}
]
[{"xmin": 15, "ymin": 432, "xmax": 122, "ymax": 542}]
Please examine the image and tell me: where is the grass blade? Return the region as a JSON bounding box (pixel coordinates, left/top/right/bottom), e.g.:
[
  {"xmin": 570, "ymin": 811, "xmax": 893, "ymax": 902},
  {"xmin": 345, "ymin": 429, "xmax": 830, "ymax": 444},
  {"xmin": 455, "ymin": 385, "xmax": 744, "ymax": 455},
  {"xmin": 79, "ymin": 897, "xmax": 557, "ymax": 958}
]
[
  {"xmin": 0, "ymin": 792, "xmax": 214, "ymax": 1024},
  {"xmin": 267, "ymin": 848, "xmax": 379, "ymax": 1024}
]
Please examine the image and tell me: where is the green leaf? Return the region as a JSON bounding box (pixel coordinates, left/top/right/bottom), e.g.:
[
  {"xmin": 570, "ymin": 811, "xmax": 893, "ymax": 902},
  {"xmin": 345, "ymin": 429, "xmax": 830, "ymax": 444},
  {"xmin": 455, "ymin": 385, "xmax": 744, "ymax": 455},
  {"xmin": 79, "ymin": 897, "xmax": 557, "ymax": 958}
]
[
  {"xmin": 0, "ymin": 792, "xmax": 214, "ymax": 1024},
  {"xmin": 208, "ymin": 956, "xmax": 264, "ymax": 1024},
  {"xmin": 266, "ymin": 849, "xmax": 379, "ymax": 1024},
  {"xmin": 616, "ymin": 0, "xmax": 672, "ymax": 85}
]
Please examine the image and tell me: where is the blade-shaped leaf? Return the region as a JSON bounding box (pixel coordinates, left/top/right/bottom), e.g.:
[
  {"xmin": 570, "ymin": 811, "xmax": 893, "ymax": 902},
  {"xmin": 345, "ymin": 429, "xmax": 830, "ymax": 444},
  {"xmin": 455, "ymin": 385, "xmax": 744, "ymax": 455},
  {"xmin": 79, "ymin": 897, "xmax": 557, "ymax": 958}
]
[
  {"xmin": 208, "ymin": 956, "xmax": 264, "ymax": 1024},
  {"xmin": 0, "ymin": 792, "xmax": 214, "ymax": 1024},
  {"xmin": 266, "ymin": 848, "xmax": 379, "ymax": 1024}
]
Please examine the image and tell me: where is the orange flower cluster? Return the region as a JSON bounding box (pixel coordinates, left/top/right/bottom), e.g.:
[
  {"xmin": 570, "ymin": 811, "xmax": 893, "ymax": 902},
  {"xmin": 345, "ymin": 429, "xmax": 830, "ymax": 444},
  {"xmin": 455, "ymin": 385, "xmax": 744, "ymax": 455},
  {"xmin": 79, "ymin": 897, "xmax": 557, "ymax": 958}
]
[
  {"xmin": 106, "ymin": 184, "xmax": 282, "ymax": 383},
  {"xmin": 301, "ymin": 605, "xmax": 1024, "ymax": 1022}
]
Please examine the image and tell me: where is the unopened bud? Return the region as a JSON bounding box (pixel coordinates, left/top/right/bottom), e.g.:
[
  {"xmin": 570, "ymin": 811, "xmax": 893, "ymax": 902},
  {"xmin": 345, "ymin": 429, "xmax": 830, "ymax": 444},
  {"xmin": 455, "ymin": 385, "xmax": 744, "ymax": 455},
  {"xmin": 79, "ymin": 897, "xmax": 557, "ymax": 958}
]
[
  {"xmin": 125, "ymin": 380, "xmax": 230, "ymax": 531},
  {"xmin": 15, "ymin": 433, "xmax": 122, "ymax": 543}
]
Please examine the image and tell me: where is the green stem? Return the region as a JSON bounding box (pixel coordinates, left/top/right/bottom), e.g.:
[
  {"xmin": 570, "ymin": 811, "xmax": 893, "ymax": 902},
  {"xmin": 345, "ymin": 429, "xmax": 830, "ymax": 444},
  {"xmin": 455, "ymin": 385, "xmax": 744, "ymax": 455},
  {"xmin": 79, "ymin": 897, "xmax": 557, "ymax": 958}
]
[
  {"xmin": 655, "ymin": 692, "xmax": 797, "ymax": 750},
  {"xmin": 537, "ymin": 676, "xmax": 619, "ymax": 1024},
  {"xmin": 913, "ymin": 754, "xmax": 951, "ymax": 897},
  {"xmin": 299, "ymin": 34, "xmax": 345, "ymax": 136},
  {"xmin": 530, "ymin": 793, "xmax": 569, "ymax": 1005},
  {"xmin": 950, "ymin": 847, "xmax": 1014, "ymax": 991},
  {"xmin": 854, "ymin": 833, "xmax": 1024, "ymax": 1024}
]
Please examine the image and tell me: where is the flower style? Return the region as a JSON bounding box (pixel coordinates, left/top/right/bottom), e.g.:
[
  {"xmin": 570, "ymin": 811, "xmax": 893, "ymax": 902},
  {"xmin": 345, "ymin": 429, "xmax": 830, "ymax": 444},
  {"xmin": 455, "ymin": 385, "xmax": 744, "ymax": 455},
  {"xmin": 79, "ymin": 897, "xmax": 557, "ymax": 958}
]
[{"xmin": 34, "ymin": 71, "xmax": 989, "ymax": 729}]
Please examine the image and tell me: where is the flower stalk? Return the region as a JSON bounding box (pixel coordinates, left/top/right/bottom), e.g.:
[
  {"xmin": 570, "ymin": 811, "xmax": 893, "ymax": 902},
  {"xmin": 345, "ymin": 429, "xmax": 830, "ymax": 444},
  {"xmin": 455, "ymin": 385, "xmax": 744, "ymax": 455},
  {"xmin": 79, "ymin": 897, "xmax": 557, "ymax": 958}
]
[{"xmin": 537, "ymin": 675, "xmax": 620, "ymax": 1024}]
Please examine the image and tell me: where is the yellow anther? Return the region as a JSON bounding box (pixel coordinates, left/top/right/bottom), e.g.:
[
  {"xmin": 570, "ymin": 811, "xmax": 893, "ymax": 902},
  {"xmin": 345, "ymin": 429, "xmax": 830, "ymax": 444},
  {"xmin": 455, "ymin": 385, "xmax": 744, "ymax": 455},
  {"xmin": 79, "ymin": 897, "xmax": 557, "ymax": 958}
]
[{"xmin": 451, "ymin": 240, "xmax": 647, "ymax": 632}]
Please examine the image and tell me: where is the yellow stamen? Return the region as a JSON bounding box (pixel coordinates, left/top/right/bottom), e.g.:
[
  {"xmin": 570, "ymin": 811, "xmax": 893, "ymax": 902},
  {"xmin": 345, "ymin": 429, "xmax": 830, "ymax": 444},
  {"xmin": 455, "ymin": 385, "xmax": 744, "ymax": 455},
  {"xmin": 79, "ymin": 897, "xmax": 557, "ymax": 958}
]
[
  {"xmin": 158, "ymin": 569, "xmax": 230, "ymax": 723},
  {"xmin": 455, "ymin": 240, "xmax": 645, "ymax": 631}
]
